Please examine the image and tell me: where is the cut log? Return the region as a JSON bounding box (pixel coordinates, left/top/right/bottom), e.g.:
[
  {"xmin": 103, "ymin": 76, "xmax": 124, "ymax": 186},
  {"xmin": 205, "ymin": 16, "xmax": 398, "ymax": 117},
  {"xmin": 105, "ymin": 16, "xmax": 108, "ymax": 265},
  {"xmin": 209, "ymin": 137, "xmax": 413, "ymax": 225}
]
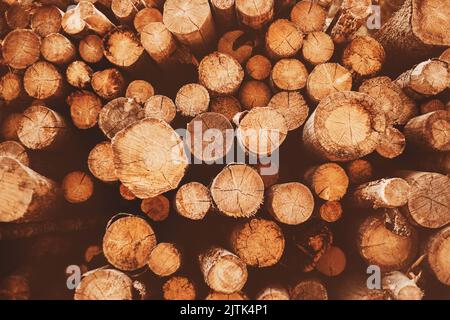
[
  {"xmin": 98, "ymin": 97, "xmax": 144, "ymax": 139},
  {"xmin": 230, "ymin": 218, "xmax": 285, "ymax": 267},
  {"xmin": 237, "ymin": 106, "xmax": 288, "ymax": 156},
  {"xmin": 62, "ymin": 171, "xmax": 94, "ymax": 203},
  {"xmin": 23, "ymin": 61, "xmax": 64, "ymax": 100},
  {"xmin": 5, "ymin": 4, "xmax": 32, "ymax": 29},
  {"xmin": 395, "ymin": 59, "xmax": 449, "ymax": 99},
  {"xmin": 174, "ymin": 182, "xmax": 211, "ymax": 220},
  {"xmin": 319, "ymin": 200, "xmax": 343, "ymax": 223},
  {"xmin": 266, "ymin": 182, "xmax": 314, "ymax": 225},
  {"xmin": 0, "ymin": 140, "xmax": 29, "ymax": 166},
  {"xmin": 103, "ymin": 27, "xmax": 144, "ymax": 69},
  {"xmin": 382, "ymin": 271, "xmax": 423, "ymax": 300},
  {"xmin": 206, "ymin": 291, "xmax": 248, "ymax": 300},
  {"xmin": 0, "ymin": 157, "xmax": 60, "ymax": 223},
  {"xmin": 357, "ymin": 213, "xmax": 418, "ymax": 271},
  {"xmin": 0, "ymin": 72, "xmax": 24, "ymax": 103},
  {"xmin": 119, "ymin": 183, "xmax": 136, "ymax": 201},
  {"xmin": 74, "ymin": 268, "xmax": 133, "ymax": 300},
  {"xmin": 17, "ymin": 105, "xmax": 67, "ymax": 150},
  {"xmin": 175, "ymin": 83, "xmax": 210, "ymax": 117},
  {"xmin": 103, "ymin": 215, "xmax": 157, "ymax": 271},
  {"xmin": 141, "ymin": 195, "xmax": 170, "ymax": 221},
  {"xmin": 91, "ymin": 68, "xmax": 125, "ymax": 100},
  {"xmin": 1, "ymin": 113, "xmax": 22, "ymax": 141},
  {"xmin": 235, "ymin": 0, "xmax": 274, "ymax": 30},
  {"xmin": 350, "ymin": 178, "xmax": 410, "ymax": 209},
  {"xmin": 67, "ymin": 90, "xmax": 102, "ymax": 130},
  {"xmin": 210, "ymin": 164, "xmax": 264, "ymax": 218},
  {"xmin": 210, "ymin": 96, "xmax": 241, "ymax": 121},
  {"xmin": 87, "ymin": 141, "xmax": 118, "ymax": 183},
  {"xmin": 239, "ymin": 80, "xmax": 272, "ymax": 110},
  {"xmin": 376, "ymin": 127, "xmax": 406, "ymax": 159},
  {"xmin": 306, "ymin": 63, "xmax": 352, "ymax": 103},
  {"xmin": 291, "ymin": 0, "xmax": 326, "ymax": 34},
  {"xmin": 141, "ymin": 22, "xmax": 177, "ymax": 65},
  {"xmin": 125, "ymin": 80, "xmax": 154, "ymax": 105},
  {"xmin": 217, "ymin": 30, "xmax": 254, "ymax": 65},
  {"xmin": 66, "ymin": 61, "xmax": 93, "ymax": 89},
  {"xmin": 1, "ymin": 29, "xmax": 40, "ymax": 69},
  {"xmin": 111, "ymin": 118, "xmax": 188, "ymax": 199},
  {"xmin": 426, "ymin": 226, "xmax": 450, "ymax": 285},
  {"xmin": 290, "ymin": 279, "xmax": 328, "ymax": 300},
  {"xmin": 210, "ymin": 0, "xmax": 236, "ymax": 32},
  {"xmin": 256, "ymin": 286, "xmax": 289, "ymax": 300},
  {"xmin": 304, "ymin": 163, "xmax": 349, "ymax": 201},
  {"xmin": 163, "ymin": 0, "xmax": 216, "ymax": 54},
  {"xmin": 315, "ymin": 246, "xmax": 346, "ymax": 277},
  {"xmin": 302, "ymin": 31, "xmax": 334, "ymax": 65},
  {"xmin": 79, "ymin": 34, "xmax": 104, "ymax": 64},
  {"xmin": 133, "ymin": 8, "xmax": 163, "ymax": 33},
  {"xmin": 111, "ymin": 0, "xmax": 142, "ymax": 23},
  {"xmin": 30, "ymin": 5, "xmax": 63, "ymax": 37},
  {"xmin": 302, "ymin": 91, "xmax": 386, "ymax": 161},
  {"xmin": 345, "ymin": 159, "xmax": 373, "ymax": 185},
  {"xmin": 199, "ymin": 247, "xmax": 248, "ymax": 293},
  {"xmin": 329, "ymin": 0, "xmax": 372, "ymax": 44},
  {"xmin": 40, "ymin": 33, "xmax": 76, "ymax": 65},
  {"xmin": 397, "ymin": 171, "xmax": 450, "ymax": 229},
  {"xmin": 144, "ymin": 95, "xmax": 177, "ymax": 124},
  {"xmin": 245, "ymin": 55, "xmax": 272, "ymax": 80},
  {"xmin": 148, "ymin": 242, "xmax": 181, "ymax": 277},
  {"xmin": 271, "ymin": 58, "xmax": 308, "ymax": 91},
  {"xmin": 376, "ymin": 0, "xmax": 450, "ymax": 66},
  {"xmin": 342, "ymin": 36, "xmax": 386, "ymax": 78},
  {"xmin": 265, "ymin": 19, "xmax": 303, "ymax": 60},
  {"xmin": 404, "ymin": 110, "xmax": 449, "ymax": 152},
  {"xmin": 420, "ymin": 99, "xmax": 446, "ymax": 114},
  {"xmin": 267, "ymin": 91, "xmax": 309, "ymax": 131},
  {"xmin": 163, "ymin": 276, "xmax": 196, "ymax": 300}
]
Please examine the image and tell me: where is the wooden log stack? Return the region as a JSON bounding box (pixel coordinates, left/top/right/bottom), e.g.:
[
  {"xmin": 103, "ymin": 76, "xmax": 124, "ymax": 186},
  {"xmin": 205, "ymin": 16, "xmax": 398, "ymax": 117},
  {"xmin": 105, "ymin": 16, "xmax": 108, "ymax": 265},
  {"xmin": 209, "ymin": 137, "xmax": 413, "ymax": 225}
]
[{"xmin": 0, "ymin": 0, "xmax": 449, "ymax": 301}]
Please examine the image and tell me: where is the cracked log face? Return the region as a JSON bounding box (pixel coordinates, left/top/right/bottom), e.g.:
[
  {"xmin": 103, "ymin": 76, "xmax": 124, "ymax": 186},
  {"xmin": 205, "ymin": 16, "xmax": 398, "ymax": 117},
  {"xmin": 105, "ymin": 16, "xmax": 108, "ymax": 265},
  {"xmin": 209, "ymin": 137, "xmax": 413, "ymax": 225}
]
[
  {"xmin": 148, "ymin": 242, "xmax": 181, "ymax": 277},
  {"xmin": 357, "ymin": 213, "xmax": 418, "ymax": 272},
  {"xmin": 230, "ymin": 218, "xmax": 285, "ymax": 267},
  {"xmin": 290, "ymin": 279, "xmax": 328, "ymax": 300},
  {"xmin": 74, "ymin": 269, "xmax": 133, "ymax": 300},
  {"xmin": 23, "ymin": 61, "xmax": 63, "ymax": 100},
  {"xmin": 103, "ymin": 216, "xmax": 156, "ymax": 271},
  {"xmin": 163, "ymin": 276, "xmax": 196, "ymax": 300},
  {"xmin": 144, "ymin": 95, "xmax": 177, "ymax": 124},
  {"xmin": 174, "ymin": 182, "xmax": 211, "ymax": 220},
  {"xmin": 304, "ymin": 163, "xmax": 349, "ymax": 201},
  {"xmin": 306, "ymin": 63, "xmax": 352, "ymax": 103},
  {"xmin": 1, "ymin": 29, "xmax": 40, "ymax": 70},
  {"xmin": 112, "ymin": 118, "xmax": 188, "ymax": 199},
  {"xmin": 267, "ymin": 91, "xmax": 309, "ymax": 131},
  {"xmin": 175, "ymin": 83, "xmax": 210, "ymax": 117},
  {"xmin": 303, "ymin": 91, "xmax": 386, "ymax": 162},
  {"xmin": 141, "ymin": 195, "xmax": 170, "ymax": 222},
  {"xmin": 235, "ymin": 0, "xmax": 274, "ymax": 30},
  {"xmin": 267, "ymin": 182, "xmax": 314, "ymax": 225},
  {"xmin": 265, "ymin": 19, "xmax": 303, "ymax": 60},
  {"xmin": 210, "ymin": 164, "xmax": 264, "ymax": 218},
  {"xmin": 412, "ymin": 0, "xmax": 450, "ymax": 46},
  {"xmin": 88, "ymin": 141, "xmax": 118, "ymax": 183},
  {"xmin": 399, "ymin": 171, "xmax": 450, "ymax": 229},
  {"xmin": 103, "ymin": 27, "xmax": 144, "ymax": 68}
]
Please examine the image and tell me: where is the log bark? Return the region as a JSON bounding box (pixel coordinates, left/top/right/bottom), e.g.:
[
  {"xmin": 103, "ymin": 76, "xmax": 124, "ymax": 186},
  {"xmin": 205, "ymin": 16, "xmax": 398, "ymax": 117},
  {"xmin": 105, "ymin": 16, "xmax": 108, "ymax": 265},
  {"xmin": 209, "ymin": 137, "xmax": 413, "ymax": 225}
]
[
  {"xmin": 79, "ymin": 34, "xmax": 104, "ymax": 64},
  {"xmin": 357, "ymin": 213, "xmax": 418, "ymax": 272},
  {"xmin": 306, "ymin": 63, "xmax": 352, "ymax": 103},
  {"xmin": 290, "ymin": 0, "xmax": 326, "ymax": 34},
  {"xmin": 245, "ymin": 55, "xmax": 272, "ymax": 81},
  {"xmin": 230, "ymin": 218, "xmax": 285, "ymax": 267},
  {"xmin": 141, "ymin": 195, "xmax": 170, "ymax": 221},
  {"xmin": 210, "ymin": 164, "xmax": 264, "ymax": 218},
  {"xmin": 148, "ymin": 242, "xmax": 181, "ymax": 277},
  {"xmin": 1, "ymin": 29, "xmax": 40, "ymax": 69},
  {"xmin": 163, "ymin": 276, "xmax": 196, "ymax": 300},
  {"xmin": 271, "ymin": 58, "xmax": 308, "ymax": 91},
  {"xmin": 163, "ymin": 0, "xmax": 216, "ymax": 55},
  {"xmin": 382, "ymin": 271, "xmax": 423, "ymax": 300},
  {"xmin": 62, "ymin": 171, "xmax": 94, "ymax": 203},
  {"xmin": 304, "ymin": 163, "xmax": 349, "ymax": 201},
  {"xmin": 290, "ymin": 279, "xmax": 328, "ymax": 300},
  {"xmin": 397, "ymin": 171, "xmax": 450, "ymax": 229},
  {"xmin": 30, "ymin": 5, "xmax": 63, "ymax": 37},
  {"xmin": 199, "ymin": 247, "xmax": 248, "ymax": 294},
  {"xmin": 239, "ymin": 80, "xmax": 272, "ymax": 110},
  {"xmin": 350, "ymin": 178, "xmax": 410, "ymax": 209},
  {"xmin": 302, "ymin": 31, "xmax": 334, "ymax": 65},
  {"xmin": 175, "ymin": 83, "xmax": 210, "ymax": 117},
  {"xmin": 144, "ymin": 95, "xmax": 177, "ymax": 124},
  {"xmin": 174, "ymin": 182, "xmax": 211, "ymax": 220},
  {"xmin": 235, "ymin": 0, "xmax": 274, "ymax": 30},
  {"xmin": 404, "ymin": 110, "xmax": 449, "ymax": 152},
  {"xmin": 103, "ymin": 215, "xmax": 157, "ymax": 271},
  {"xmin": 87, "ymin": 141, "xmax": 118, "ymax": 183},
  {"xmin": 302, "ymin": 91, "xmax": 386, "ymax": 161},
  {"xmin": 91, "ymin": 68, "xmax": 125, "ymax": 100},
  {"xmin": 266, "ymin": 182, "xmax": 314, "ymax": 225},
  {"xmin": 342, "ymin": 36, "xmax": 385, "ymax": 78},
  {"xmin": 0, "ymin": 157, "xmax": 60, "ymax": 223},
  {"xmin": 265, "ymin": 19, "xmax": 303, "ymax": 60},
  {"xmin": 426, "ymin": 226, "xmax": 450, "ymax": 285},
  {"xmin": 23, "ymin": 61, "xmax": 64, "ymax": 100},
  {"xmin": 111, "ymin": 118, "xmax": 188, "ymax": 199},
  {"xmin": 376, "ymin": 127, "xmax": 406, "ymax": 159}
]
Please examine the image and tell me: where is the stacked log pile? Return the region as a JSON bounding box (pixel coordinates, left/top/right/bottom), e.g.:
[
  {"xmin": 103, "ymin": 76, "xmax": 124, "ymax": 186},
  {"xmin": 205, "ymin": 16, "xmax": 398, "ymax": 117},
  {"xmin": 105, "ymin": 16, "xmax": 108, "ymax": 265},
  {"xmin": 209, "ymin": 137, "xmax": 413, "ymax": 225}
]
[{"xmin": 0, "ymin": 0, "xmax": 449, "ymax": 301}]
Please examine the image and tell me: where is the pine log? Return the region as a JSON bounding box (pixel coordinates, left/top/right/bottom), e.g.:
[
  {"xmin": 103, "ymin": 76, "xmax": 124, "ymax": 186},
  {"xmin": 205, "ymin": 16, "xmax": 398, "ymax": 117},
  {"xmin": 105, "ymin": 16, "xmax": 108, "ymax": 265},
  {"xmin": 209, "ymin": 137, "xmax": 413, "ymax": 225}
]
[
  {"xmin": 111, "ymin": 0, "xmax": 142, "ymax": 23},
  {"xmin": 266, "ymin": 182, "xmax": 314, "ymax": 225},
  {"xmin": 125, "ymin": 80, "xmax": 154, "ymax": 105},
  {"xmin": 210, "ymin": 96, "xmax": 241, "ymax": 121},
  {"xmin": 210, "ymin": 0, "xmax": 236, "ymax": 32},
  {"xmin": 66, "ymin": 61, "xmax": 92, "ymax": 90},
  {"xmin": 40, "ymin": 33, "xmax": 76, "ymax": 65},
  {"xmin": 271, "ymin": 58, "xmax": 308, "ymax": 91},
  {"xmin": 175, "ymin": 83, "xmax": 210, "ymax": 117},
  {"xmin": 420, "ymin": 99, "xmax": 446, "ymax": 114},
  {"xmin": 199, "ymin": 247, "xmax": 248, "ymax": 294},
  {"xmin": 217, "ymin": 30, "xmax": 254, "ymax": 65},
  {"xmin": 239, "ymin": 80, "xmax": 272, "ymax": 110},
  {"xmin": 376, "ymin": 127, "xmax": 406, "ymax": 159},
  {"xmin": 290, "ymin": 0, "xmax": 326, "ymax": 34},
  {"xmin": 174, "ymin": 182, "xmax": 211, "ymax": 220},
  {"xmin": 148, "ymin": 242, "xmax": 181, "ymax": 277},
  {"xmin": 256, "ymin": 286, "xmax": 289, "ymax": 300},
  {"xmin": 318, "ymin": 200, "xmax": 343, "ymax": 223},
  {"xmin": 290, "ymin": 279, "xmax": 328, "ymax": 300},
  {"xmin": 0, "ymin": 140, "xmax": 29, "ymax": 166},
  {"xmin": 303, "ymin": 91, "xmax": 386, "ymax": 161},
  {"xmin": 210, "ymin": 164, "xmax": 264, "ymax": 218},
  {"xmin": 1, "ymin": 29, "xmax": 40, "ymax": 69},
  {"xmin": 0, "ymin": 157, "xmax": 60, "ymax": 223},
  {"xmin": 0, "ymin": 71, "xmax": 24, "ymax": 103},
  {"xmin": 306, "ymin": 63, "xmax": 352, "ymax": 103},
  {"xmin": 245, "ymin": 55, "xmax": 272, "ymax": 80},
  {"xmin": 382, "ymin": 271, "xmax": 423, "ymax": 300},
  {"xmin": 230, "ymin": 218, "xmax": 285, "ymax": 267},
  {"xmin": 235, "ymin": 0, "xmax": 274, "ymax": 30},
  {"xmin": 140, "ymin": 22, "xmax": 177, "ymax": 65},
  {"xmin": 91, "ymin": 68, "xmax": 125, "ymax": 100},
  {"xmin": 144, "ymin": 95, "xmax": 177, "ymax": 124},
  {"xmin": 141, "ymin": 195, "xmax": 170, "ymax": 221},
  {"xmin": 23, "ymin": 61, "xmax": 64, "ymax": 100},
  {"xmin": 265, "ymin": 19, "xmax": 303, "ymax": 60},
  {"xmin": 304, "ymin": 163, "xmax": 349, "ymax": 201},
  {"xmin": 315, "ymin": 246, "xmax": 346, "ymax": 277},
  {"xmin": 62, "ymin": 171, "xmax": 94, "ymax": 203},
  {"xmin": 350, "ymin": 178, "xmax": 410, "ymax": 209},
  {"xmin": 67, "ymin": 90, "xmax": 101, "ymax": 129},
  {"xmin": 119, "ymin": 183, "xmax": 136, "ymax": 201},
  {"xmin": 87, "ymin": 141, "xmax": 118, "ymax": 183},
  {"xmin": 133, "ymin": 8, "xmax": 163, "ymax": 33},
  {"xmin": 79, "ymin": 34, "xmax": 104, "ymax": 64},
  {"xmin": 103, "ymin": 27, "xmax": 144, "ymax": 69},
  {"xmin": 30, "ymin": 5, "xmax": 63, "ymax": 37},
  {"xmin": 346, "ymin": 159, "xmax": 373, "ymax": 185},
  {"xmin": 5, "ymin": 4, "xmax": 33, "ymax": 29},
  {"xmin": 103, "ymin": 215, "xmax": 157, "ymax": 271},
  {"xmin": 163, "ymin": 276, "xmax": 196, "ymax": 300},
  {"xmin": 267, "ymin": 91, "xmax": 309, "ymax": 131},
  {"xmin": 426, "ymin": 226, "xmax": 450, "ymax": 285},
  {"xmin": 111, "ymin": 118, "xmax": 188, "ymax": 199},
  {"xmin": 342, "ymin": 36, "xmax": 385, "ymax": 78},
  {"xmin": 302, "ymin": 31, "xmax": 334, "ymax": 65}
]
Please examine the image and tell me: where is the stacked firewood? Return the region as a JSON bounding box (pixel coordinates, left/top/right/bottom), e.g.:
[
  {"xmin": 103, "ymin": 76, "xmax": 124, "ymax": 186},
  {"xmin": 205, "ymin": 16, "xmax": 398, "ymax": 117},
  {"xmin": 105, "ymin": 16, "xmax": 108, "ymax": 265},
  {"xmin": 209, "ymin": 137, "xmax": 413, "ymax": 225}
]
[{"xmin": 0, "ymin": 0, "xmax": 449, "ymax": 300}]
